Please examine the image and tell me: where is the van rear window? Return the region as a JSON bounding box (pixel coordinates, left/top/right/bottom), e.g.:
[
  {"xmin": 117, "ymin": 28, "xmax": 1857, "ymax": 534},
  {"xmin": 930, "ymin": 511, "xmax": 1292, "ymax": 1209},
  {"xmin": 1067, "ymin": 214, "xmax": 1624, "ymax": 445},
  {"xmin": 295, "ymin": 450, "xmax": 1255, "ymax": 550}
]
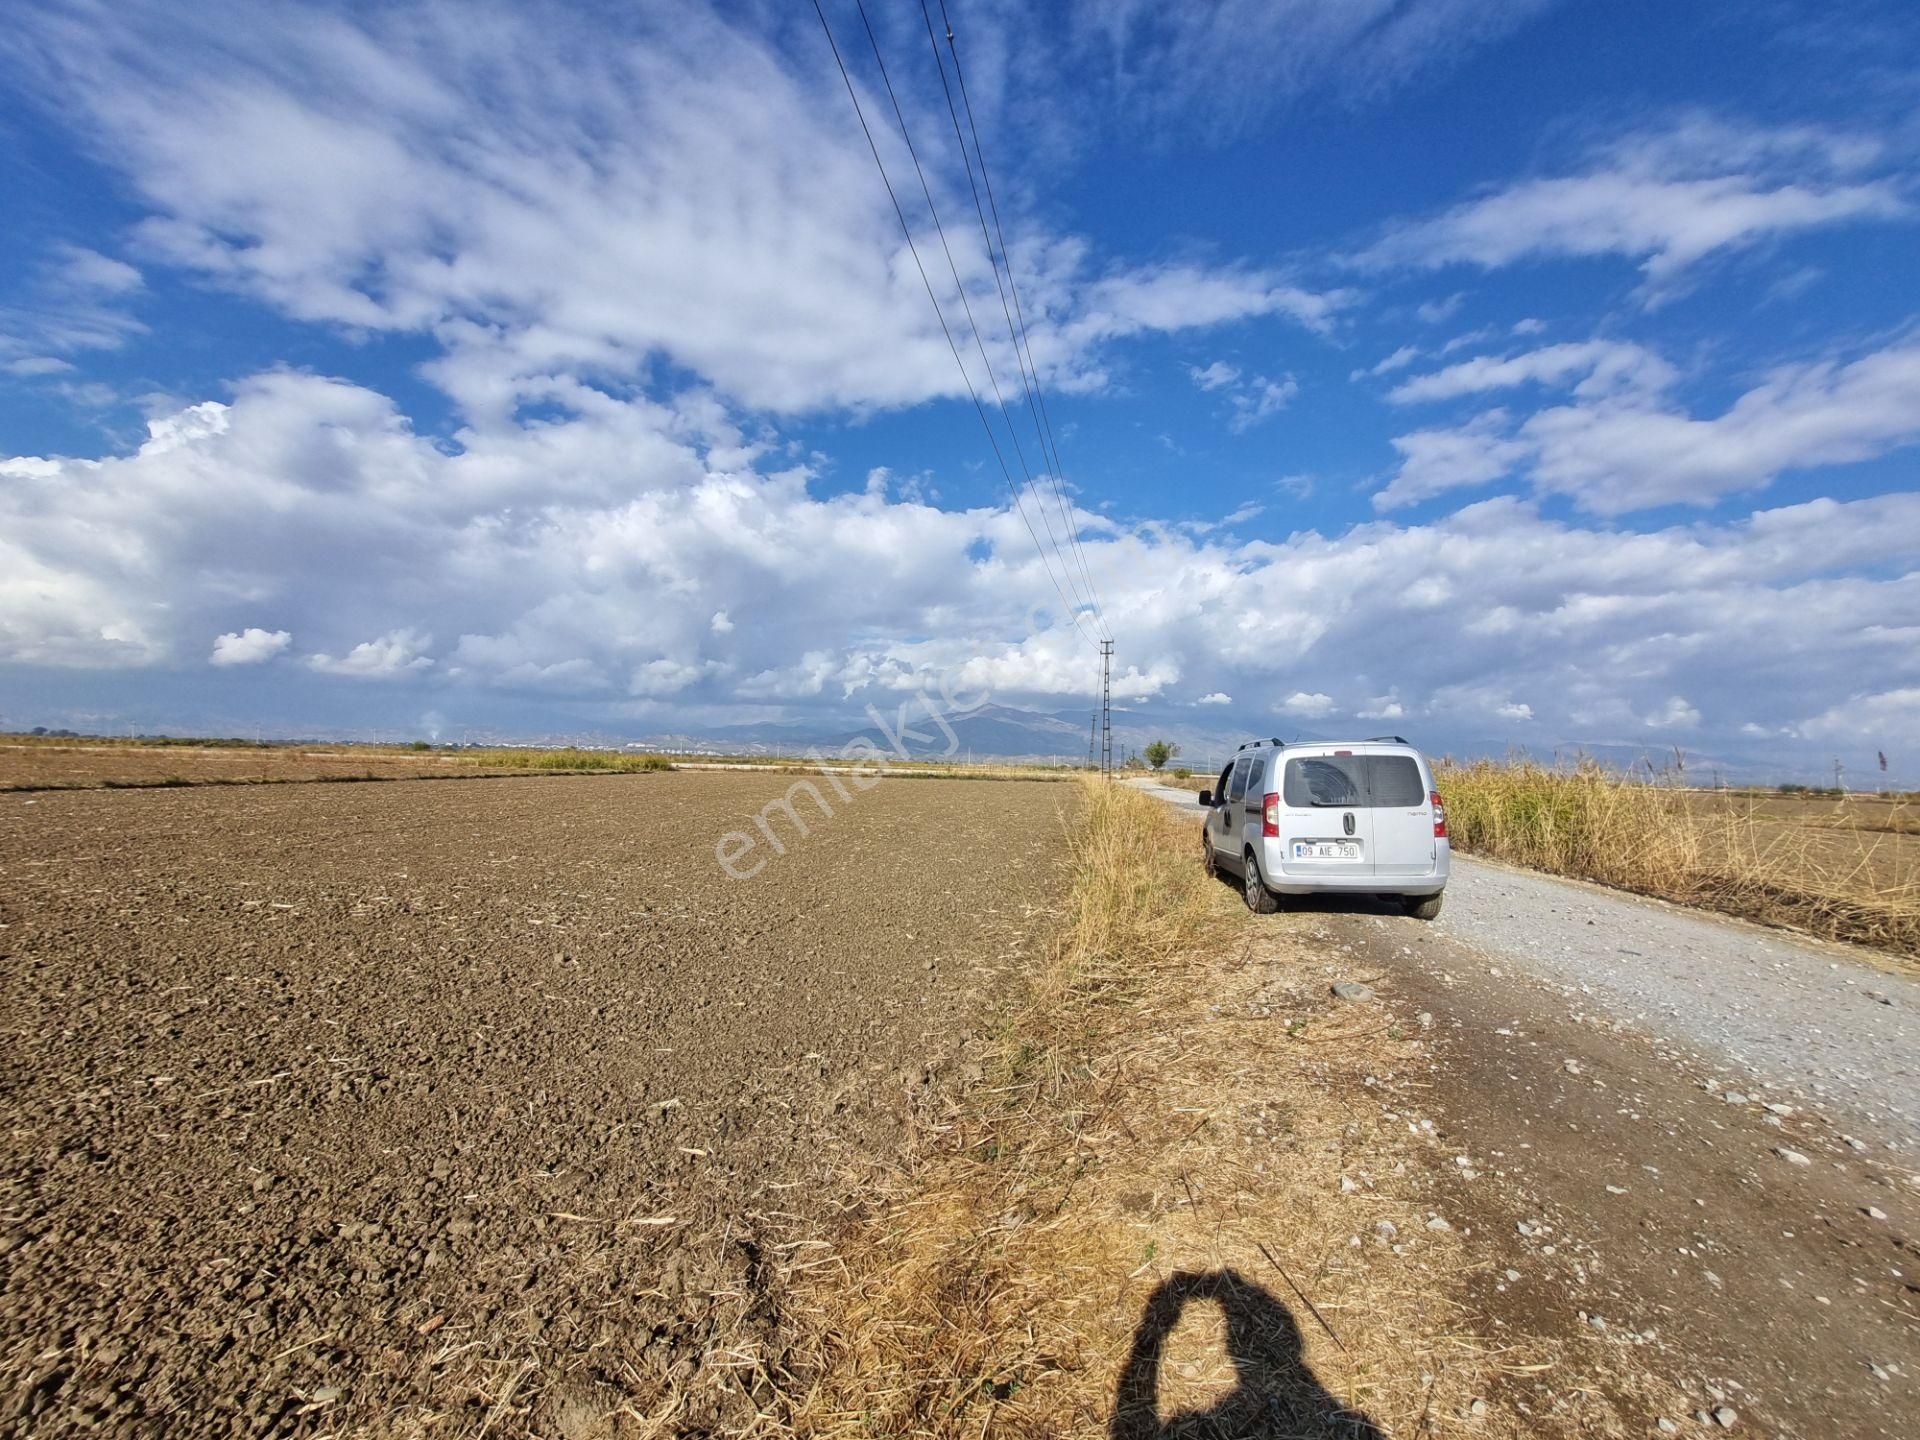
[
  {"xmin": 1284, "ymin": 756, "xmax": 1363, "ymax": 806},
  {"xmin": 1283, "ymin": 755, "xmax": 1426, "ymax": 808},
  {"xmin": 1368, "ymin": 756, "xmax": 1425, "ymax": 806}
]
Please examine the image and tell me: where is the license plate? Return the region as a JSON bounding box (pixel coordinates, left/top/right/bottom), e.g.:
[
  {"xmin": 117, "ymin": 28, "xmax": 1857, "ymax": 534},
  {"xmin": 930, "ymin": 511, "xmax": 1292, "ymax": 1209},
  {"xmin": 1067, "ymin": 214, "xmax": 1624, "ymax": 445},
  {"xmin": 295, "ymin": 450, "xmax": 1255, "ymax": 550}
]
[{"xmin": 1293, "ymin": 841, "xmax": 1359, "ymax": 860}]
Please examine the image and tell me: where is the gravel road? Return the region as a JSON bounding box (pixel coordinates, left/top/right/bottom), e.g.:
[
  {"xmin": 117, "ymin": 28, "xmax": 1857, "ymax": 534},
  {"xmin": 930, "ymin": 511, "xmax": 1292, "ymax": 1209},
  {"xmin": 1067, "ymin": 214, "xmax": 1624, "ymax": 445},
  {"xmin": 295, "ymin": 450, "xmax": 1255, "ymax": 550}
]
[
  {"xmin": 1129, "ymin": 778, "xmax": 1920, "ymax": 1141},
  {"xmin": 1133, "ymin": 776, "xmax": 1919, "ymax": 1437}
]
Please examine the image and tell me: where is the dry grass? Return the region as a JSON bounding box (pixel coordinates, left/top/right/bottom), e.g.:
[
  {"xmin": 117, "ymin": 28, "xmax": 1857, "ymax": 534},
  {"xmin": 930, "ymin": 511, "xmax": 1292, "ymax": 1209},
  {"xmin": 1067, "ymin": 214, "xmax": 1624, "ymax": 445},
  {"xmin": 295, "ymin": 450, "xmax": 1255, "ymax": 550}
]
[
  {"xmin": 744, "ymin": 778, "xmax": 1650, "ymax": 1438},
  {"xmin": 1437, "ymin": 758, "xmax": 1920, "ymax": 960},
  {"xmin": 467, "ymin": 746, "xmax": 673, "ymax": 773}
]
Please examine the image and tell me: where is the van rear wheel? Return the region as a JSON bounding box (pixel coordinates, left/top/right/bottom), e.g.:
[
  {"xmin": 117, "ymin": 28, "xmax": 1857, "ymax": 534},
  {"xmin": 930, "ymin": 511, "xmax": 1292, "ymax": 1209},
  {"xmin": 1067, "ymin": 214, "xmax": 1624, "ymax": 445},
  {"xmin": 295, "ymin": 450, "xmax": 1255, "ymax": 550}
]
[
  {"xmin": 1406, "ymin": 892, "xmax": 1444, "ymax": 920},
  {"xmin": 1243, "ymin": 852, "xmax": 1280, "ymax": 914}
]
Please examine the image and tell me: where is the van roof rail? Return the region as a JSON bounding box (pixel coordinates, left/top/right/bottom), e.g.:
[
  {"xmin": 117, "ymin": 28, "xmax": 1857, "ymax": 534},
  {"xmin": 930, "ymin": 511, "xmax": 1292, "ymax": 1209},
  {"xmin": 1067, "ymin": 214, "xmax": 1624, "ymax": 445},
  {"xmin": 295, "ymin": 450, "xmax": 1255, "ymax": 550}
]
[
  {"xmin": 1235, "ymin": 737, "xmax": 1288, "ymax": 751},
  {"xmin": 1363, "ymin": 734, "xmax": 1411, "ymax": 744}
]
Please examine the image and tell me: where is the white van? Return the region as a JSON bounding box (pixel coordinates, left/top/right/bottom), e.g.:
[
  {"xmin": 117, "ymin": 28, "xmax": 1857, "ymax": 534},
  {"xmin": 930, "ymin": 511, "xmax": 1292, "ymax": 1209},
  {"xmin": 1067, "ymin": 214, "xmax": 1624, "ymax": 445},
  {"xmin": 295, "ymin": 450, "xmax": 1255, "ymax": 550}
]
[{"xmin": 1198, "ymin": 737, "xmax": 1449, "ymax": 917}]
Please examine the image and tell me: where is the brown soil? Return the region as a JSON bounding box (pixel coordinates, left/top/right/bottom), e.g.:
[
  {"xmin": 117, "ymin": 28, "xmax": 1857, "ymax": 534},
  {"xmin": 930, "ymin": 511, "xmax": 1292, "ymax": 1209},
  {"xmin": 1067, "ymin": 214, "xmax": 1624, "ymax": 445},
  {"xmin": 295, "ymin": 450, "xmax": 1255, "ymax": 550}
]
[
  {"xmin": 0, "ymin": 772, "xmax": 1074, "ymax": 1436},
  {"xmin": 0, "ymin": 741, "xmax": 501, "ymax": 789}
]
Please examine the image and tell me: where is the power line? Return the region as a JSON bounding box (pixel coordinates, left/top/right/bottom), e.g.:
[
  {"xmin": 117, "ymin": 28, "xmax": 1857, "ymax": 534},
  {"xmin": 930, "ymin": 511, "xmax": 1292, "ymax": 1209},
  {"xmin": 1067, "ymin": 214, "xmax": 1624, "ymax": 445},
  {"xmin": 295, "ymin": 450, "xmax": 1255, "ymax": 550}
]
[
  {"xmin": 935, "ymin": 0, "xmax": 1111, "ymax": 637},
  {"xmin": 807, "ymin": 0, "xmax": 1097, "ymax": 652},
  {"xmin": 914, "ymin": 0, "xmax": 1105, "ymax": 639},
  {"xmin": 847, "ymin": 0, "xmax": 1102, "ymax": 643}
]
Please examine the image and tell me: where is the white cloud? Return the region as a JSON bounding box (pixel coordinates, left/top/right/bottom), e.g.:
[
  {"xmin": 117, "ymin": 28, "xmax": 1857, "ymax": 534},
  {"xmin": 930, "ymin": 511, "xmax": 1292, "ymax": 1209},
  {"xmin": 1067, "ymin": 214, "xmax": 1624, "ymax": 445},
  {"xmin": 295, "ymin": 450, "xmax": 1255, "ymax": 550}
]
[
  {"xmin": 55, "ymin": 245, "xmax": 142, "ymax": 295},
  {"xmin": 1228, "ymin": 376, "xmax": 1299, "ymax": 432},
  {"xmin": 3, "ymin": 356, "xmax": 77, "ymax": 376},
  {"xmin": 1193, "ymin": 364, "xmax": 1300, "ymax": 433},
  {"xmin": 1281, "ymin": 691, "xmax": 1337, "ymax": 719},
  {"xmin": 1379, "ymin": 340, "xmax": 1920, "ymax": 514},
  {"xmin": 1798, "ymin": 688, "xmax": 1920, "ymax": 744},
  {"xmin": 0, "ymin": 243, "xmax": 147, "ymax": 364},
  {"xmin": 1359, "ymin": 696, "xmax": 1406, "ymax": 720},
  {"xmin": 630, "ymin": 658, "xmax": 710, "ymax": 697},
  {"xmin": 209, "ymin": 627, "xmax": 291, "ymax": 666},
  {"xmin": 1388, "ymin": 340, "xmax": 1677, "ymax": 405},
  {"xmin": 1353, "ymin": 344, "xmax": 1420, "ymax": 381},
  {"xmin": 1642, "ymin": 696, "xmax": 1700, "ymax": 730},
  {"xmin": 1065, "ymin": 0, "xmax": 1554, "ymax": 138},
  {"xmin": 1379, "ymin": 410, "xmax": 1532, "ymax": 510},
  {"xmin": 1196, "ymin": 691, "xmax": 1232, "ymax": 706},
  {"xmin": 1511, "ymin": 317, "xmax": 1546, "ymax": 336},
  {"xmin": 710, "ymin": 610, "xmax": 735, "ymax": 635},
  {"xmin": 1494, "ymin": 701, "xmax": 1533, "ymax": 721},
  {"xmin": 1360, "ymin": 118, "xmax": 1909, "ymax": 290},
  {"xmin": 308, "ymin": 628, "xmax": 435, "ymax": 680},
  {"xmin": 1416, "ymin": 293, "xmax": 1466, "ymax": 324},
  {"xmin": 3, "ymin": 2, "xmax": 1344, "ymax": 424},
  {"xmin": 6, "ymin": 376, "xmax": 1920, "ymax": 770}
]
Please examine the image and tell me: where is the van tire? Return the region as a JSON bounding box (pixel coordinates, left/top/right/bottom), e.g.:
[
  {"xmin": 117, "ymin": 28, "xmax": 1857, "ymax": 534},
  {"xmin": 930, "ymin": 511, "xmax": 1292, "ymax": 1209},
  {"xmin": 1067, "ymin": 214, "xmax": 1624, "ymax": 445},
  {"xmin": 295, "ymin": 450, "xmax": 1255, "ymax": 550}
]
[
  {"xmin": 1243, "ymin": 852, "xmax": 1280, "ymax": 914},
  {"xmin": 1407, "ymin": 892, "xmax": 1444, "ymax": 920}
]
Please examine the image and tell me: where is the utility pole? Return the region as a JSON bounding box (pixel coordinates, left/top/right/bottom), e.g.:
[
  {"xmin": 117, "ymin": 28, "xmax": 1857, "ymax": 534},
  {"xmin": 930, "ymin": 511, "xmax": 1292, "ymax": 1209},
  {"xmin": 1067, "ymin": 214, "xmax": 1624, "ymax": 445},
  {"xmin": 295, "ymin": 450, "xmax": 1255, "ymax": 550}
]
[
  {"xmin": 1102, "ymin": 645, "xmax": 1116, "ymax": 779},
  {"xmin": 1833, "ymin": 757, "xmax": 1845, "ymax": 794},
  {"xmin": 1087, "ymin": 710, "xmax": 1098, "ymax": 770}
]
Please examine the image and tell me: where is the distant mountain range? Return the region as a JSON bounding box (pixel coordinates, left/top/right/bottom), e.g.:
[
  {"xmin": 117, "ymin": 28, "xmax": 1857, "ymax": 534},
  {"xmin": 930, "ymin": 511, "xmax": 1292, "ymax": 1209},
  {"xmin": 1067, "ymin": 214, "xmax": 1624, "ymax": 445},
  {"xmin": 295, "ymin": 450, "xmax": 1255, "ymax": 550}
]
[
  {"xmin": 630, "ymin": 701, "xmax": 1772, "ymax": 781},
  {"xmin": 637, "ymin": 701, "xmax": 1112, "ymax": 763}
]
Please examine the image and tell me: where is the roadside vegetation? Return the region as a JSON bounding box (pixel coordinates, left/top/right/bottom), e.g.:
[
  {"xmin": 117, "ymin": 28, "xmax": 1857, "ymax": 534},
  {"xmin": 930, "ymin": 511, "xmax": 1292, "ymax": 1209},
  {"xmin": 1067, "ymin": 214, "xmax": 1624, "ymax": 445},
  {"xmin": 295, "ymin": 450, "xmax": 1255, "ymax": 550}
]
[
  {"xmin": 1437, "ymin": 757, "xmax": 1919, "ymax": 959},
  {"xmin": 764, "ymin": 778, "xmax": 1636, "ymax": 1437}
]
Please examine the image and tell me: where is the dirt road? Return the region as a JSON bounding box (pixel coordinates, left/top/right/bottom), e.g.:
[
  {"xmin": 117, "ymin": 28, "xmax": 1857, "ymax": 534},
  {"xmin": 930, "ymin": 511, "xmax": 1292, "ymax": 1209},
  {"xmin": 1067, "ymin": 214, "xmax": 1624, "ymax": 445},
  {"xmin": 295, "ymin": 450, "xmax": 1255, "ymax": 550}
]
[
  {"xmin": 1, "ymin": 772, "xmax": 1073, "ymax": 1436},
  {"xmin": 1132, "ymin": 778, "xmax": 1919, "ymax": 1438}
]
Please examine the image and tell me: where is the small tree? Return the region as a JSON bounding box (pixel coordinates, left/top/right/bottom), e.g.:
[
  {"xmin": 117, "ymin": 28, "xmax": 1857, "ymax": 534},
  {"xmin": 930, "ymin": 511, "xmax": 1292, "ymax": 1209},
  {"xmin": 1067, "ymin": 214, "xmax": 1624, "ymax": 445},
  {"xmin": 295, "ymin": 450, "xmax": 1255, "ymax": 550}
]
[{"xmin": 1143, "ymin": 739, "xmax": 1179, "ymax": 771}]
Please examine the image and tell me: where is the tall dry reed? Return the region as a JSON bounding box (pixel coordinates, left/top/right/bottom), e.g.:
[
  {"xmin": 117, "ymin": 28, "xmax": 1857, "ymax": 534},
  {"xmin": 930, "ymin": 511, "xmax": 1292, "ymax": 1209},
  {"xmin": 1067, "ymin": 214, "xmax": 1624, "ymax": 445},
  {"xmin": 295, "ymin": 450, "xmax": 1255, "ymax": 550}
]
[{"xmin": 1437, "ymin": 758, "xmax": 1919, "ymax": 958}]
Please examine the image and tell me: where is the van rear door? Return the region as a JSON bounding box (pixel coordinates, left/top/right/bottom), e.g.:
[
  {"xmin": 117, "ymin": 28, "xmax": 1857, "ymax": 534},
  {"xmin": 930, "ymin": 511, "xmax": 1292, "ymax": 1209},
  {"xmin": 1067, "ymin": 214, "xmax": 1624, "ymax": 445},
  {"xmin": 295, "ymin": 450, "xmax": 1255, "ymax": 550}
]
[
  {"xmin": 1276, "ymin": 749, "xmax": 1375, "ymax": 879},
  {"xmin": 1364, "ymin": 750, "xmax": 1436, "ymax": 877}
]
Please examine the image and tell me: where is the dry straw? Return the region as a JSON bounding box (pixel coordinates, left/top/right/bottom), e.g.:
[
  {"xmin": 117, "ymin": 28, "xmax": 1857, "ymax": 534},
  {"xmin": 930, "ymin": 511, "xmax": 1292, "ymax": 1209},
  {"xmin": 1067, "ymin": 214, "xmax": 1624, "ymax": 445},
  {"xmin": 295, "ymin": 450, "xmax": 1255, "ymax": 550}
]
[{"xmin": 1436, "ymin": 756, "xmax": 1919, "ymax": 961}]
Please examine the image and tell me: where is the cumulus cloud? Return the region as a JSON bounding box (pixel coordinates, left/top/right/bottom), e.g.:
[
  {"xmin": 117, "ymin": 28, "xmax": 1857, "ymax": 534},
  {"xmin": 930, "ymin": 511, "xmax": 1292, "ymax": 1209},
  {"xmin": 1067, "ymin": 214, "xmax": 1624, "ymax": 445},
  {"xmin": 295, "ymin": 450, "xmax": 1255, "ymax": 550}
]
[
  {"xmin": 308, "ymin": 629, "xmax": 435, "ymax": 679},
  {"xmin": 1380, "ymin": 410, "xmax": 1532, "ymax": 510},
  {"xmin": 5, "ymin": 373, "xmax": 1920, "ymax": 767},
  {"xmin": 1190, "ymin": 361, "xmax": 1240, "ymax": 391},
  {"xmin": 1642, "ymin": 696, "xmax": 1701, "ymax": 729},
  {"xmin": 1196, "ymin": 691, "xmax": 1232, "ymax": 706},
  {"xmin": 209, "ymin": 627, "xmax": 291, "ymax": 666},
  {"xmin": 1798, "ymin": 688, "xmax": 1920, "ymax": 744},
  {"xmin": 1359, "ymin": 117, "xmax": 1909, "ymax": 291},
  {"xmin": 1494, "ymin": 701, "xmax": 1533, "ymax": 721},
  {"xmin": 1378, "ymin": 340, "xmax": 1920, "ymax": 513}
]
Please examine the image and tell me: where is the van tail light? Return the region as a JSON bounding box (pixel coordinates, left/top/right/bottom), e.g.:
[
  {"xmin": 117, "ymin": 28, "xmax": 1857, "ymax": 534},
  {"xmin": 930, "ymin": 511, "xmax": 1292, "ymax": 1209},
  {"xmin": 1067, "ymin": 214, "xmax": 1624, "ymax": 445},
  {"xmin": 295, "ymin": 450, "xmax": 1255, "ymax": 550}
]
[
  {"xmin": 1262, "ymin": 792, "xmax": 1279, "ymax": 838},
  {"xmin": 1431, "ymin": 791, "xmax": 1448, "ymax": 839}
]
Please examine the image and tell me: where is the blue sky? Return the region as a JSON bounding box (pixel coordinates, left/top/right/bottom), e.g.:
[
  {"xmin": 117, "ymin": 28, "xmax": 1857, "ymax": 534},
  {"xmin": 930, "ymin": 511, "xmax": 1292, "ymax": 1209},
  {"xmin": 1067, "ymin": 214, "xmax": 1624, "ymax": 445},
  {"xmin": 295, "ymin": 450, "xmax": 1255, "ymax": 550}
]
[{"xmin": 2, "ymin": 0, "xmax": 1918, "ymax": 781}]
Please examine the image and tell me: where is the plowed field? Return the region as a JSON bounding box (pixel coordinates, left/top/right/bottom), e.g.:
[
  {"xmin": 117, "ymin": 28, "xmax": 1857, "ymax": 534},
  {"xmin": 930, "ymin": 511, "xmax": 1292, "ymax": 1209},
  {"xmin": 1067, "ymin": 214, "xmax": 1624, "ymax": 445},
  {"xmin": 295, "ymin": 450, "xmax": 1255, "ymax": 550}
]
[{"xmin": 0, "ymin": 772, "xmax": 1073, "ymax": 1436}]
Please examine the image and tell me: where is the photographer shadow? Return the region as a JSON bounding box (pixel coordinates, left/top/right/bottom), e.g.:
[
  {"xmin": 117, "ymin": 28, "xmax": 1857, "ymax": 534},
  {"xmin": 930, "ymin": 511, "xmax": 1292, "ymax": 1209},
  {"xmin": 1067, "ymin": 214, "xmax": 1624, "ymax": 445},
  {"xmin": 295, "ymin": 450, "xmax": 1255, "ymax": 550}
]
[{"xmin": 1110, "ymin": 1269, "xmax": 1381, "ymax": 1439}]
